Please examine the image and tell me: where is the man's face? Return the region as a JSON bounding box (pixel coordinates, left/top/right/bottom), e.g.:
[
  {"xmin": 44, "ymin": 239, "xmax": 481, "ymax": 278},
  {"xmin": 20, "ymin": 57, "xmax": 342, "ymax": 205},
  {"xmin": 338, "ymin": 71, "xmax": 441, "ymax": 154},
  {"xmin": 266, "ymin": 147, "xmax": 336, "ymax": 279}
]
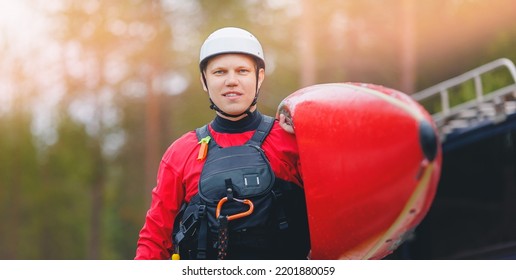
[{"xmin": 202, "ymin": 53, "xmax": 264, "ymax": 119}]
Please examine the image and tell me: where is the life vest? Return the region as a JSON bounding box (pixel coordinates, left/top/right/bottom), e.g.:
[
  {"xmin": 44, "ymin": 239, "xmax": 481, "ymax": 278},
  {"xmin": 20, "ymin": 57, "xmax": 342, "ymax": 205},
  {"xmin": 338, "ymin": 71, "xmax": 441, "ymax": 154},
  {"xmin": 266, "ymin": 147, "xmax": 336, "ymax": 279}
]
[{"xmin": 172, "ymin": 115, "xmax": 309, "ymax": 260}]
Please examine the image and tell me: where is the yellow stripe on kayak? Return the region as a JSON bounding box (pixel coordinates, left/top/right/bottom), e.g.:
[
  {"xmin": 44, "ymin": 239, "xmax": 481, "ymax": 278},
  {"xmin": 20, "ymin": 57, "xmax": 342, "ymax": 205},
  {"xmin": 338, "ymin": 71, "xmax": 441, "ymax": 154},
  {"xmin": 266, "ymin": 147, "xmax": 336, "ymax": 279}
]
[{"xmin": 361, "ymin": 161, "xmax": 435, "ymax": 260}]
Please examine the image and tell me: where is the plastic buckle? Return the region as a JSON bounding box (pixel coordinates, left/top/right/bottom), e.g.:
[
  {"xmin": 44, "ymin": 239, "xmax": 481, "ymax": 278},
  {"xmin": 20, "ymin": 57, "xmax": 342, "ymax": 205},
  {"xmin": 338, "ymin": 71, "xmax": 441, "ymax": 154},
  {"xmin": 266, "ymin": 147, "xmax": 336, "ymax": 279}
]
[
  {"xmin": 198, "ymin": 205, "xmax": 206, "ymax": 218},
  {"xmin": 174, "ymin": 232, "xmax": 185, "ymax": 244},
  {"xmin": 180, "ymin": 212, "xmax": 197, "ymax": 237}
]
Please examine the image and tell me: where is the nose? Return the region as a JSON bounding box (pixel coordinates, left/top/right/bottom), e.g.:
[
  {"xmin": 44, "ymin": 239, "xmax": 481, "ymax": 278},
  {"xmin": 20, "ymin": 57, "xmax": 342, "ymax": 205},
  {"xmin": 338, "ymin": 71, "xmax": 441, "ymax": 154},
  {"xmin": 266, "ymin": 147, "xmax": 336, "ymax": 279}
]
[{"xmin": 225, "ymin": 71, "xmax": 238, "ymax": 87}]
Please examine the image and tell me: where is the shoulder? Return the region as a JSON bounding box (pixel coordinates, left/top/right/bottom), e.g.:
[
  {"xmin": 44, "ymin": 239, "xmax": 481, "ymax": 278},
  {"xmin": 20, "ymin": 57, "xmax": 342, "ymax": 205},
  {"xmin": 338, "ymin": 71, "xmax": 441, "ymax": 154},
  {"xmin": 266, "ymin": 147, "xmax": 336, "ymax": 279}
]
[
  {"xmin": 267, "ymin": 120, "xmax": 297, "ymax": 145},
  {"xmin": 262, "ymin": 119, "xmax": 299, "ymax": 158},
  {"xmin": 162, "ymin": 130, "xmax": 199, "ymax": 164},
  {"xmin": 262, "ymin": 119, "xmax": 303, "ymax": 186}
]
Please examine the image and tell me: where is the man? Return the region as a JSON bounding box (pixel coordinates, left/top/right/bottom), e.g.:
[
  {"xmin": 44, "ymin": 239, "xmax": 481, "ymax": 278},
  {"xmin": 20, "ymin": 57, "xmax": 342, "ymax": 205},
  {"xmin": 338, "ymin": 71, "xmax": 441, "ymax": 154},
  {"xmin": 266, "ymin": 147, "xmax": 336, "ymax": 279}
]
[{"xmin": 135, "ymin": 27, "xmax": 310, "ymax": 260}]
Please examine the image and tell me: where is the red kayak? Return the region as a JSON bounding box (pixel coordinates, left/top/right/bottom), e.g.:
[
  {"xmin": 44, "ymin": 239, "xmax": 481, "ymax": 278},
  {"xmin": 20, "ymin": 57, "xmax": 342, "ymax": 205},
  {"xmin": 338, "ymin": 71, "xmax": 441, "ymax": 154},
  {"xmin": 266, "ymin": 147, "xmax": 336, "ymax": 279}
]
[{"xmin": 277, "ymin": 83, "xmax": 442, "ymax": 259}]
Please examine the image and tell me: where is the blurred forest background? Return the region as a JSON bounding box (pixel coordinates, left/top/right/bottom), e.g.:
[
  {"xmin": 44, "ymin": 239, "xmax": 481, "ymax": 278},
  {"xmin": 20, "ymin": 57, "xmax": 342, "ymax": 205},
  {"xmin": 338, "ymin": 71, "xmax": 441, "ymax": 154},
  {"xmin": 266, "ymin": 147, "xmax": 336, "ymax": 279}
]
[{"xmin": 1, "ymin": 0, "xmax": 516, "ymax": 259}]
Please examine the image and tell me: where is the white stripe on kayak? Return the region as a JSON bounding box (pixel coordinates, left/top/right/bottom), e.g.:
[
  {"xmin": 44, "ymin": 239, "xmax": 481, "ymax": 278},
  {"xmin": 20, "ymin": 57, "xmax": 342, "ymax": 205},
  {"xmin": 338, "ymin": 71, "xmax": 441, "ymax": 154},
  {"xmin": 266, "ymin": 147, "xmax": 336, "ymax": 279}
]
[{"xmin": 341, "ymin": 83, "xmax": 425, "ymax": 121}]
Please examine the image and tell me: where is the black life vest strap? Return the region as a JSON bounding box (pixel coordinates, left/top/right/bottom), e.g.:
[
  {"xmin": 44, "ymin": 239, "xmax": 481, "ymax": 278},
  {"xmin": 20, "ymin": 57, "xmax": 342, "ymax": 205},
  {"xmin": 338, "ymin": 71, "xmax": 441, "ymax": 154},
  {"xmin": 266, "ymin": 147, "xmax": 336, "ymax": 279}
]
[
  {"xmin": 172, "ymin": 203, "xmax": 188, "ymax": 245},
  {"xmin": 196, "ymin": 205, "xmax": 208, "ymax": 259},
  {"xmin": 247, "ymin": 115, "xmax": 274, "ymax": 147},
  {"xmin": 272, "ymin": 189, "xmax": 289, "ymax": 230},
  {"xmin": 195, "ymin": 125, "xmax": 218, "ymax": 150}
]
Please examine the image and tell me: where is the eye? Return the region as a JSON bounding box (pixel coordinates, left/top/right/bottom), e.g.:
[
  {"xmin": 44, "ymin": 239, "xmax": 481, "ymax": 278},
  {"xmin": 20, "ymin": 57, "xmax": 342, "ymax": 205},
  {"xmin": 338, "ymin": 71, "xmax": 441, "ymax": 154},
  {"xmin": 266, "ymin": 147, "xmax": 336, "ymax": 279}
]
[
  {"xmin": 212, "ymin": 69, "xmax": 225, "ymax": 75},
  {"xmin": 238, "ymin": 68, "xmax": 251, "ymax": 74}
]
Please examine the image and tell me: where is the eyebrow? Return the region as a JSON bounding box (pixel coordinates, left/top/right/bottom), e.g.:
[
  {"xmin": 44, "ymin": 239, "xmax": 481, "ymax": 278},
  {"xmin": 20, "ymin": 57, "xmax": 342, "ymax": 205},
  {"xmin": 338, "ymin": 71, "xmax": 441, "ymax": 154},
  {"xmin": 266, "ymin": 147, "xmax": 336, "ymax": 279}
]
[{"xmin": 208, "ymin": 64, "xmax": 255, "ymax": 72}]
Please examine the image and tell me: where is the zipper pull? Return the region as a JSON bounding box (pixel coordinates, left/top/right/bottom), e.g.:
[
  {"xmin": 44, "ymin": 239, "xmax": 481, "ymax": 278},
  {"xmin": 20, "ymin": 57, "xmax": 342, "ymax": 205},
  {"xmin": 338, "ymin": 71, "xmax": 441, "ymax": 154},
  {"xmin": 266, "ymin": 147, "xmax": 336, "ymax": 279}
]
[{"xmin": 197, "ymin": 136, "xmax": 211, "ymax": 161}]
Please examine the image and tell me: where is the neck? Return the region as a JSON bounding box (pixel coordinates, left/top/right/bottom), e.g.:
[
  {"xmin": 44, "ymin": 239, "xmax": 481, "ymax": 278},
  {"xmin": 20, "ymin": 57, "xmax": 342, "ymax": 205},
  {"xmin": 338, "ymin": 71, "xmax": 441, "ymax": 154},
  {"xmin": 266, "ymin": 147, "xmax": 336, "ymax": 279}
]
[
  {"xmin": 216, "ymin": 106, "xmax": 257, "ymax": 121},
  {"xmin": 211, "ymin": 110, "xmax": 262, "ymax": 133}
]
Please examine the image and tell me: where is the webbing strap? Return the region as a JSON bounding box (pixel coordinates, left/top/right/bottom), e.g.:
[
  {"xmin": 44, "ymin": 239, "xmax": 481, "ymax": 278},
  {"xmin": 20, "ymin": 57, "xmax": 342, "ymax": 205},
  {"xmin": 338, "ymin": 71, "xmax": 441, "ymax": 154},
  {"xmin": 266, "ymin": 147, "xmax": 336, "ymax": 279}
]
[
  {"xmin": 196, "ymin": 206, "xmax": 208, "ymax": 259},
  {"xmin": 272, "ymin": 190, "xmax": 289, "ymax": 231},
  {"xmin": 247, "ymin": 115, "xmax": 274, "ymax": 147},
  {"xmin": 195, "ymin": 125, "xmax": 218, "ymax": 150}
]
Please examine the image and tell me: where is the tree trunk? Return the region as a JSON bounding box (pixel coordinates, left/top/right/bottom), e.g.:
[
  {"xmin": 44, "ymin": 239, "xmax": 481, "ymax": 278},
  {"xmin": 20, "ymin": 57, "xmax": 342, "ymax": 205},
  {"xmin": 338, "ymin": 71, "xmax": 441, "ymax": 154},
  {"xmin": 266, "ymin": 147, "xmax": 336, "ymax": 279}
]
[
  {"xmin": 88, "ymin": 153, "xmax": 104, "ymax": 259},
  {"xmin": 400, "ymin": 0, "xmax": 416, "ymax": 94},
  {"xmin": 144, "ymin": 67, "xmax": 160, "ymax": 208},
  {"xmin": 298, "ymin": 0, "xmax": 317, "ymax": 87}
]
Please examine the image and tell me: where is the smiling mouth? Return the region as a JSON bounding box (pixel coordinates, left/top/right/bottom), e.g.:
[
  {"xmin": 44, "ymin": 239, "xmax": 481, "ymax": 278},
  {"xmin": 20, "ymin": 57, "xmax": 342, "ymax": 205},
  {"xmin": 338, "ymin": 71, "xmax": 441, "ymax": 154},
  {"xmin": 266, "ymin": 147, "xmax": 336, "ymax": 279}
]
[{"xmin": 223, "ymin": 92, "xmax": 242, "ymax": 97}]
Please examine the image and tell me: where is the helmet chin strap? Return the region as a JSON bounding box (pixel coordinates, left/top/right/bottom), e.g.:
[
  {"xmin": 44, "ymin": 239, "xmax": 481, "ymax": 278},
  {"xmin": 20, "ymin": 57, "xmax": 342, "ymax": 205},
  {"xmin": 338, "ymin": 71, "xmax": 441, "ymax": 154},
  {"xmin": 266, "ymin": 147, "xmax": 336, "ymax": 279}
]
[{"xmin": 209, "ymin": 96, "xmax": 257, "ymax": 118}]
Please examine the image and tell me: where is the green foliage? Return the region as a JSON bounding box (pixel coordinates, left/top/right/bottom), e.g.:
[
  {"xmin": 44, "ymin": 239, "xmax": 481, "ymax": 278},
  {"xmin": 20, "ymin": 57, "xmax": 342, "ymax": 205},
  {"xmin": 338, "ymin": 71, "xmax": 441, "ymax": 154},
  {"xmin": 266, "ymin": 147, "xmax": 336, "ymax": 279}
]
[
  {"xmin": 0, "ymin": 112, "xmax": 40, "ymax": 259},
  {"xmin": 418, "ymin": 95, "xmax": 443, "ymax": 115},
  {"xmin": 34, "ymin": 118, "xmax": 95, "ymax": 259},
  {"xmin": 448, "ymin": 80, "xmax": 476, "ymax": 108}
]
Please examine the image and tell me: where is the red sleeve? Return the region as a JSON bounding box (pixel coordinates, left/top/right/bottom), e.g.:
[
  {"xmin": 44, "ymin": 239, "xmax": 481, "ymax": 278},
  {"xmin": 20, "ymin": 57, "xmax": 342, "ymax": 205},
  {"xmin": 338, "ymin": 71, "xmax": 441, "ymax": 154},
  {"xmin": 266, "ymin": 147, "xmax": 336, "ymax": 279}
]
[
  {"xmin": 135, "ymin": 132, "xmax": 199, "ymax": 260},
  {"xmin": 262, "ymin": 122, "xmax": 304, "ymax": 188}
]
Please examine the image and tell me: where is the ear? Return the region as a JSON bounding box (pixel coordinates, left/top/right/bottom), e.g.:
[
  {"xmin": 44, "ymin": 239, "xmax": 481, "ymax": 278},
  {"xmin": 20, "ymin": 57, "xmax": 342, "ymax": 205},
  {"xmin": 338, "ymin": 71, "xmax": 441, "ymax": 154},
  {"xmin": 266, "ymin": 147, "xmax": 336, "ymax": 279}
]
[
  {"xmin": 200, "ymin": 74, "xmax": 208, "ymax": 92},
  {"xmin": 257, "ymin": 68, "xmax": 265, "ymax": 90}
]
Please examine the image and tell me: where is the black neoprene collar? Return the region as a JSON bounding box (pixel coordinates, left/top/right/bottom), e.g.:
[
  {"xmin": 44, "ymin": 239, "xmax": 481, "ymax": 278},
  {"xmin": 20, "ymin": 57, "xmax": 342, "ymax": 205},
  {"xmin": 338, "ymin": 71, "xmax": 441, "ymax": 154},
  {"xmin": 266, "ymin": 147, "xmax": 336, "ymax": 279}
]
[{"xmin": 211, "ymin": 110, "xmax": 263, "ymax": 133}]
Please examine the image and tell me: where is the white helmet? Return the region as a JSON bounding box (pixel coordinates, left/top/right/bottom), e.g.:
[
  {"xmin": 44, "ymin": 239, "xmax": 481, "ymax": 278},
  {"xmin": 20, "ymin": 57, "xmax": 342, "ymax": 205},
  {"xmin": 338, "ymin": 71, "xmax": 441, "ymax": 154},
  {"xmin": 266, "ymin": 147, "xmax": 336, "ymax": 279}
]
[{"xmin": 199, "ymin": 27, "xmax": 265, "ymax": 69}]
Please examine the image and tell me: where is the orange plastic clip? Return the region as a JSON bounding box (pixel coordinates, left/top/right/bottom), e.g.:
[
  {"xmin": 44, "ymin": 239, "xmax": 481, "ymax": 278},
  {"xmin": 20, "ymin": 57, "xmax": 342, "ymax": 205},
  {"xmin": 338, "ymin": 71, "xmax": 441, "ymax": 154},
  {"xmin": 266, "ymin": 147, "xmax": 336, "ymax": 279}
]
[{"xmin": 197, "ymin": 136, "xmax": 211, "ymax": 161}]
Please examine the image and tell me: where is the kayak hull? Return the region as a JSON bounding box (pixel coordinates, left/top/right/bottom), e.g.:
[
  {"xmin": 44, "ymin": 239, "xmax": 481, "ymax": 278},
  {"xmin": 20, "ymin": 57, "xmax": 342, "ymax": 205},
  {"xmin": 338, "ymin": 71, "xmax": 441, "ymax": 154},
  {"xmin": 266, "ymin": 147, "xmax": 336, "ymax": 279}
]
[{"xmin": 277, "ymin": 83, "xmax": 442, "ymax": 259}]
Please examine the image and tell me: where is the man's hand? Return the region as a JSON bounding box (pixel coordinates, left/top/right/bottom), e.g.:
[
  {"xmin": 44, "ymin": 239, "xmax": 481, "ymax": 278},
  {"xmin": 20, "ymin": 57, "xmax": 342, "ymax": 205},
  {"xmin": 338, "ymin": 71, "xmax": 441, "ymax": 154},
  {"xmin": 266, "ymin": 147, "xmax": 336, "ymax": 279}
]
[{"xmin": 279, "ymin": 113, "xmax": 295, "ymax": 134}]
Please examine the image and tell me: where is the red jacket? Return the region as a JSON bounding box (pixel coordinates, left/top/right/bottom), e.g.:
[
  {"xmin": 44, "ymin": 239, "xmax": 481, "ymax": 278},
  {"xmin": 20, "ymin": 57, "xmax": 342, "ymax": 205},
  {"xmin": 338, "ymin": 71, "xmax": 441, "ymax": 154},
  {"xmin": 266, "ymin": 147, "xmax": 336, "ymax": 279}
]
[{"xmin": 135, "ymin": 113, "xmax": 304, "ymax": 259}]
